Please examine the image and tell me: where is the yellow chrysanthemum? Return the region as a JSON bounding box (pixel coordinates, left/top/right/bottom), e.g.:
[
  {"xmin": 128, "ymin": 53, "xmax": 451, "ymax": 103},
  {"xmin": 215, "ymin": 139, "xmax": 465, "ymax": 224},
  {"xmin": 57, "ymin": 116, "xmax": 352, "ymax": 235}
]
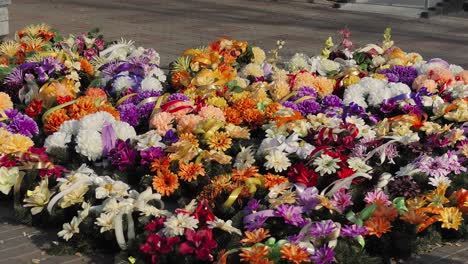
[
  {"xmin": 0, "ymin": 134, "xmax": 34, "ymax": 154},
  {"xmin": 438, "ymin": 207, "xmax": 463, "ymax": 230},
  {"xmin": 206, "ymin": 96, "xmax": 228, "ymax": 109},
  {"xmin": 0, "ymin": 41, "xmax": 21, "ymax": 57},
  {"xmin": 0, "ymin": 92, "xmax": 13, "ymax": 111},
  {"xmin": 207, "ymin": 131, "xmax": 232, "ymax": 152}
]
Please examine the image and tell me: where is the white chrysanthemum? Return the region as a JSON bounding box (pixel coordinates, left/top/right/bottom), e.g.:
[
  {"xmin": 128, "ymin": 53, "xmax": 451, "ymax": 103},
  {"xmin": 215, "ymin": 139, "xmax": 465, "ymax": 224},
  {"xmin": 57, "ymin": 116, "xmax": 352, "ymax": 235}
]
[
  {"xmin": 150, "ymin": 67, "xmax": 166, "ymax": 82},
  {"xmin": 345, "ymin": 116, "xmax": 366, "ymax": 127},
  {"xmin": 135, "ymin": 130, "xmax": 165, "ymax": 150},
  {"xmin": 44, "ymin": 132, "xmax": 71, "ymax": 156},
  {"xmin": 234, "ymin": 146, "xmax": 256, "ymax": 169},
  {"xmin": 162, "ymin": 213, "xmax": 199, "ymax": 237},
  {"xmin": 79, "ymin": 111, "xmax": 115, "ymax": 131},
  {"xmin": 95, "ymin": 212, "xmax": 115, "ymax": 233},
  {"xmin": 140, "ymin": 76, "xmax": 163, "ymax": 91},
  {"xmin": 318, "ymin": 59, "xmax": 340, "ymax": 76},
  {"xmin": 343, "ymin": 83, "xmax": 368, "ymax": 107},
  {"xmin": 417, "ymin": 60, "xmax": 447, "ymax": 75},
  {"xmin": 113, "ymin": 74, "xmax": 134, "ymax": 92},
  {"xmin": 357, "ymin": 125, "xmax": 376, "ymax": 139},
  {"xmin": 313, "ymin": 154, "xmax": 340, "ymax": 176},
  {"xmin": 76, "ymin": 129, "xmax": 103, "ymax": 161},
  {"xmin": 0, "ymin": 167, "xmax": 19, "ymax": 195},
  {"xmin": 388, "ymin": 82, "xmax": 411, "ymax": 96},
  {"xmin": 265, "ymin": 150, "xmax": 291, "ymax": 172},
  {"xmin": 347, "ymin": 157, "xmax": 372, "ymax": 173},
  {"xmin": 59, "ymin": 120, "xmax": 80, "ymax": 135},
  {"xmin": 207, "ymin": 218, "xmax": 242, "ymax": 235},
  {"xmin": 428, "ymin": 175, "xmax": 452, "ymax": 187},
  {"xmin": 368, "ymin": 87, "xmax": 391, "ymax": 107},
  {"xmin": 288, "ymin": 53, "xmax": 309, "ymax": 72},
  {"xmin": 112, "ymin": 122, "xmax": 137, "ymax": 141},
  {"xmin": 241, "ymin": 63, "xmax": 264, "ymax": 77}
]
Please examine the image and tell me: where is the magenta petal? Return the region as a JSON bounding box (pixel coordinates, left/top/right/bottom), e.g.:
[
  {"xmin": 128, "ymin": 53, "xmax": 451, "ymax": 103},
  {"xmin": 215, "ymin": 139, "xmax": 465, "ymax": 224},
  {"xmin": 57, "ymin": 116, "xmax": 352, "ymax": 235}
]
[{"xmin": 179, "ymin": 242, "xmax": 195, "ymax": 255}]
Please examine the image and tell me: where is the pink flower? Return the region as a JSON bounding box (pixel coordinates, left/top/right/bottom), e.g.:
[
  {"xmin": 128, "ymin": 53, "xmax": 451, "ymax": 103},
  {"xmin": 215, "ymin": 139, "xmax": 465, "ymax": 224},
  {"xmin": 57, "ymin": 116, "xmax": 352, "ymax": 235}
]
[
  {"xmin": 457, "ymin": 70, "xmax": 468, "ymax": 84},
  {"xmin": 179, "ymin": 228, "xmax": 218, "ymax": 261},
  {"xmin": 412, "ymin": 75, "xmax": 437, "ymax": 93},
  {"xmin": 198, "ymin": 105, "xmax": 225, "ymax": 121},
  {"xmin": 150, "ymin": 112, "xmax": 175, "ymax": 135}
]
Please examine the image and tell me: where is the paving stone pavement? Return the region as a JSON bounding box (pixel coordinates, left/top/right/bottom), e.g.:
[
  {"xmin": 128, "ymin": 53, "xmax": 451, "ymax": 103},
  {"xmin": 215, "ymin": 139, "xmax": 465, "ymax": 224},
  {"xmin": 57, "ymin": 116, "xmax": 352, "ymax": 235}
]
[
  {"xmin": 1, "ymin": 0, "xmax": 468, "ymax": 263},
  {"xmin": 0, "ymin": 201, "xmax": 113, "ymax": 264}
]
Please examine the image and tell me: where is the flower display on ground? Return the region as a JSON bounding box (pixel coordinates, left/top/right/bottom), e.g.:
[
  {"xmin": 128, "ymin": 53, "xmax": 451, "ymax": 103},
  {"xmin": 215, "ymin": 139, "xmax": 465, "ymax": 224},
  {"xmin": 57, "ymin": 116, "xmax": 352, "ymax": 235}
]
[{"xmin": 0, "ymin": 25, "xmax": 466, "ymax": 264}]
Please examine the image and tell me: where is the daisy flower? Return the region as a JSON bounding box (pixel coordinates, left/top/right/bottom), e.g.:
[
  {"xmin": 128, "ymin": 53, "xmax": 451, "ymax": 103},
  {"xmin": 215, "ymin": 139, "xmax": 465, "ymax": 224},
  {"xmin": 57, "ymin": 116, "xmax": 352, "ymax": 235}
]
[
  {"xmin": 162, "ymin": 213, "xmax": 199, "ymax": 237},
  {"xmin": 207, "ymin": 131, "xmax": 232, "ymax": 152},
  {"xmin": 313, "ymin": 154, "xmax": 340, "ymax": 176},
  {"xmin": 280, "ymin": 244, "xmax": 311, "ymax": 264},
  {"xmin": 207, "ymin": 218, "xmax": 241, "ymax": 235},
  {"xmin": 428, "ymin": 174, "xmax": 452, "ymax": 188},
  {"xmin": 152, "ymin": 170, "xmax": 179, "ymax": 196},
  {"xmin": 234, "ymin": 146, "xmax": 256, "ymax": 169},
  {"xmin": 265, "ymin": 150, "xmax": 291, "ymax": 172},
  {"xmin": 347, "ymin": 157, "xmax": 372, "ymax": 173}
]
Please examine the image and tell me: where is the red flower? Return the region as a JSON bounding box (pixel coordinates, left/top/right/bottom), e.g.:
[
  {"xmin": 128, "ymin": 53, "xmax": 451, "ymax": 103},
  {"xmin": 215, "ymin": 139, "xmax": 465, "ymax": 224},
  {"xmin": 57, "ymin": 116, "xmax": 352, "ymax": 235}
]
[
  {"xmin": 288, "ymin": 162, "xmax": 319, "ymax": 187},
  {"xmin": 25, "ymin": 99, "xmax": 43, "ymax": 118},
  {"xmin": 179, "ymin": 228, "xmax": 218, "ymax": 261},
  {"xmin": 144, "ymin": 217, "xmax": 167, "ymax": 232},
  {"xmin": 57, "ymin": 95, "xmax": 74, "ymax": 105},
  {"xmin": 338, "ymin": 167, "xmax": 355, "ymax": 179},
  {"xmin": 140, "ymin": 234, "xmax": 180, "ymax": 264},
  {"xmin": 191, "ymin": 199, "xmax": 215, "ymax": 226}
]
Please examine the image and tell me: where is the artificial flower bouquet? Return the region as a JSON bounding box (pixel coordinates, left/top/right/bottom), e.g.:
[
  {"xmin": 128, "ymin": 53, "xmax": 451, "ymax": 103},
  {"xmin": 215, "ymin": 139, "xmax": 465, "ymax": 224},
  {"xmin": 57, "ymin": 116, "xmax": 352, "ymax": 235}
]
[{"xmin": 0, "ymin": 24, "xmax": 467, "ymax": 264}]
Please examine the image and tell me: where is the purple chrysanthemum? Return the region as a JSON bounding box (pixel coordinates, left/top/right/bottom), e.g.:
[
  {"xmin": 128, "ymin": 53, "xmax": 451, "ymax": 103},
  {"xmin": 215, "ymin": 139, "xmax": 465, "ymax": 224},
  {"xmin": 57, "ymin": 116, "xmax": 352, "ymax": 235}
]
[
  {"xmin": 378, "ymin": 65, "xmax": 418, "ymax": 86},
  {"xmin": 138, "ymin": 102, "xmax": 156, "ymax": 119},
  {"xmin": 108, "ymin": 139, "xmax": 138, "ymax": 170},
  {"xmin": 340, "ymin": 224, "xmax": 367, "ymax": 238},
  {"xmin": 308, "ymin": 220, "xmax": 336, "ymax": 238},
  {"xmin": 282, "ymin": 101, "xmax": 299, "ymax": 111},
  {"xmin": 418, "ymin": 156, "xmax": 450, "ymax": 178},
  {"xmin": 322, "ymin": 95, "xmax": 342, "ymax": 107},
  {"xmin": 118, "ymin": 103, "xmax": 140, "ymax": 127},
  {"xmin": 167, "ymin": 93, "xmax": 190, "ymax": 101},
  {"xmin": 140, "ymin": 147, "xmax": 165, "ymax": 165},
  {"xmin": 3, "ymin": 109, "xmax": 38, "ymax": 138},
  {"xmin": 163, "ymin": 130, "xmax": 178, "ymax": 143},
  {"xmin": 290, "ymin": 86, "xmax": 318, "ymax": 101},
  {"xmin": 275, "ymin": 204, "xmax": 306, "ymax": 227},
  {"xmin": 311, "ymin": 246, "xmax": 335, "ymax": 264},
  {"xmin": 297, "ymin": 100, "xmax": 321, "ymax": 116},
  {"xmin": 331, "ymin": 188, "xmax": 353, "ymax": 213}
]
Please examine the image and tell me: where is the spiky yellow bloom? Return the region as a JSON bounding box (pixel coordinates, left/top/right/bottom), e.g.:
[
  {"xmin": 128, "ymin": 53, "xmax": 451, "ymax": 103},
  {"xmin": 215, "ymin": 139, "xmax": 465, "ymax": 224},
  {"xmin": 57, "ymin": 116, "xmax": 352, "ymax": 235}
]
[
  {"xmin": 426, "ymin": 185, "xmax": 449, "ymax": 208},
  {"xmin": 0, "ymin": 41, "xmax": 21, "ymax": 57},
  {"xmin": 438, "ymin": 207, "xmax": 463, "ymax": 230}
]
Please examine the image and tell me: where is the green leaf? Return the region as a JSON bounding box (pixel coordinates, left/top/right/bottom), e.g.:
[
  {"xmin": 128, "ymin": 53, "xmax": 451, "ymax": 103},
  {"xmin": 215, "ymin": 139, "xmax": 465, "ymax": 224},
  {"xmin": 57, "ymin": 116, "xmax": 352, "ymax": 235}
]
[
  {"xmin": 346, "ymin": 211, "xmax": 363, "ymax": 226},
  {"xmin": 356, "ymin": 235, "xmax": 365, "ymax": 248},
  {"xmin": 359, "ymin": 205, "xmax": 377, "ymax": 221},
  {"xmin": 392, "ymin": 197, "xmax": 408, "ymax": 213}
]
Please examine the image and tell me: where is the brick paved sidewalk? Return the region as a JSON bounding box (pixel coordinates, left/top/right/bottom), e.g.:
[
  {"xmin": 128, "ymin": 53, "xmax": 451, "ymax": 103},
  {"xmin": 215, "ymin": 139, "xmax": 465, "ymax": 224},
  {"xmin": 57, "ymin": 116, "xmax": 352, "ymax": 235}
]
[{"xmin": 0, "ymin": 201, "xmax": 113, "ymax": 264}]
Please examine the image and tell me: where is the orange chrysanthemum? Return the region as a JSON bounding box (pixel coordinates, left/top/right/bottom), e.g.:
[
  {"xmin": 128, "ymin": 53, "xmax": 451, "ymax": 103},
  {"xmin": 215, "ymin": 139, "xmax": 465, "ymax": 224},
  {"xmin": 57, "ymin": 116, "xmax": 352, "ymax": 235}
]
[
  {"xmin": 67, "ymin": 96, "xmax": 97, "ymax": 119},
  {"xmin": 265, "ymin": 103, "xmax": 281, "ymax": 119},
  {"xmin": 178, "ymin": 162, "xmax": 206, "ymax": 182},
  {"xmin": 242, "ymin": 109, "xmax": 265, "ymax": 125},
  {"xmin": 400, "ymin": 210, "xmax": 429, "ymax": 225},
  {"xmin": 150, "ymin": 157, "xmax": 171, "ymax": 172},
  {"xmin": 280, "ymin": 244, "xmax": 311, "ymax": 264},
  {"xmin": 44, "ymin": 108, "xmax": 70, "ymax": 134},
  {"xmin": 85, "ymin": 88, "xmax": 107, "ymax": 102},
  {"xmin": 234, "ymin": 98, "xmax": 257, "ymax": 111},
  {"xmin": 207, "ymin": 131, "xmax": 232, "ymax": 152},
  {"xmin": 171, "ymin": 71, "xmax": 191, "ymax": 89},
  {"xmin": 365, "ymin": 217, "xmax": 392, "ymax": 238},
  {"xmin": 152, "ymin": 170, "xmax": 179, "ymax": 196},
  {"xmin": 97, "ymin": 104, "xmax": 120, "ymax": 120},
  {"xmin": 232, "ymin": 167, "xmax": 260, "ymax": 181},
  {"xmin": 179, "ymin": 133, "xmax": 199, "ymax": 145},
  {"xmin": 239, "ymin": 245, "xmax": 271, "ymax": 264},
  {"xmin": 240, "ymin": 228, "xmax": 271, "ymax": 245},
  {"xmin": 223, "ymin": 108, "xmax": 243, "ymax": 125},
  {"xmin": 79, "ymin": 57, "xmax": 94, "ymax": 76},
  {"xmin": 263, "ymin": 173, "xmax": 289, "ymax": 190},
  {"xmin": 371, "ymin": 205, "xmax": 398, "ymax": 222}
]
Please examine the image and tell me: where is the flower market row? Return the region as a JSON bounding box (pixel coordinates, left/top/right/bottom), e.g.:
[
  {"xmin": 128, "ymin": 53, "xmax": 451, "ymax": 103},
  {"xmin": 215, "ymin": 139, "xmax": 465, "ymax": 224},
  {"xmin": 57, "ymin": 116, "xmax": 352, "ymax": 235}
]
[{"xmin": 0, "ymin": 24, "xmax": 466, "ymax": 264}]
